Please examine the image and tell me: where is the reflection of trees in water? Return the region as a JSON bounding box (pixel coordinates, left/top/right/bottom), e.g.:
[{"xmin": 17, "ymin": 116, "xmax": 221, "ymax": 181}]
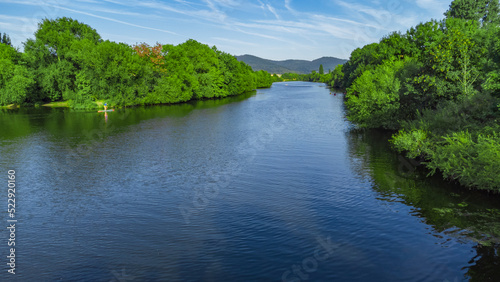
[
  {"xmin": 345, "ymin": 128, "xmax": 500, "ymax": 280},
  {"xmin": 0, "ymin": 90, "xmax": 257, "ymax": 142},
  {"xmin": 467, "ymin": 243, "xmax": 500, "ymax": 281},
  {"xmin": 0, "ymin": 108, "xmax": 44, "ymax": 140}
]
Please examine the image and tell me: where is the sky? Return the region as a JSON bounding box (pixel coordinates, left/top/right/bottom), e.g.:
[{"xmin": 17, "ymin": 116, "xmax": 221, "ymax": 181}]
[{"xmin": 0, "ymin": 0, "xmax": 451, "ymax": 60}]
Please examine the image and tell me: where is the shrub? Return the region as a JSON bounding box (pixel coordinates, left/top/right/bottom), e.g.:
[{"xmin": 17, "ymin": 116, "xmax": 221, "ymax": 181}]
[{"xmin": 427, "ymin": 131, "xmax": 500, "ymax": 192}]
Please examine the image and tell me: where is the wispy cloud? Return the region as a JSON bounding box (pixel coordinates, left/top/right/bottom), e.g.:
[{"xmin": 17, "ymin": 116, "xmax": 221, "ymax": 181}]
[
  {"xmin": 201, "ymin": 0, "xmax": 228, "ymax": 21},
  {"xmin": 0, "ymin": 0, "xmax": 176, "ymax": 35},
  {"xmin": 0, "ymin": 0, "xmax": 452, "ymax": 59},
  {"xmin": 0, "ymin": 14, "xmax": 33, "ymax": 22},
  {"xmin": 235, "ymin": 21, "xmax": 307, "ymax": 35},
  {"xmin": 211, "ymin": 36, "xmax": 259, "ymax": 46},
  {"xmin": 266, "ymin": 4, "xmax": 280, "ymax": 20},
  {"xmin": 139, "ymin": 0, "xmax": 227, "ymax": 23},
  {"xmin": 53, "ymin": 5, "xmax": 178, "ymax": 35},
  {"xmin": 209, "ymin": 0, "xmax": 240, "ymax": 7},
  {"xmin": 284, "ymin": 0, "xmax": 296, "ymax": 14},
  {"xmin": 333, "ymin": 0, "xmax": 419, "ymax": 36}
]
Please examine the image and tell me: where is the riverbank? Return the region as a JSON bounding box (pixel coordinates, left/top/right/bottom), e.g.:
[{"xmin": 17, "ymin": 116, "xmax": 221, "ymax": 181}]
[
  {"xmin": 12, "ymin": 89, "xmax": 263, "ymax": 110},
  {"xmin": 41, "ymin": 100, "xmax": 118, "ymax": 109},
  {"xmin": 42, "ymin": 101, "xmax": 71, "ymax": 107}
]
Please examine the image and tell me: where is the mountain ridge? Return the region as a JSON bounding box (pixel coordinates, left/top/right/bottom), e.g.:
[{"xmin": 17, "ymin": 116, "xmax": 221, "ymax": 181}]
[{"xmin": 236, "ymin": 54, "xmax": 347, "ymax": 74}]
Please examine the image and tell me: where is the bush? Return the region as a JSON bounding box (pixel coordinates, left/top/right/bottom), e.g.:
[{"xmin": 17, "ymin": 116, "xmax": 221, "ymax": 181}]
[
  {"xmin": 345, "ymin": 59, "xmax": 405, "ymax": 129},
  {"xmin": 391, "ymin": 128, "xmax": 429, "ymax": 159},
  {"xmin": 426, "ymin": 131, "xmax": 500, "ymax": 192}
]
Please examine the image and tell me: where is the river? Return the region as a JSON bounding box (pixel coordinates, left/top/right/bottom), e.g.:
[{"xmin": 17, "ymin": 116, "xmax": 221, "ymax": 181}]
[{"xmin": 0, "ymin": 81, "xmax": 499, "ymax": 281}]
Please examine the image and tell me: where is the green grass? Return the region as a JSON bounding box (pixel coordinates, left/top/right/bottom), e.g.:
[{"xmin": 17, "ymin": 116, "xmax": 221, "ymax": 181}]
[
  {"xmin": 42, "ymin": 101, "xmax": 70, "ymax": 107},
  {"xmin": 42, "ymin": 100, "xmax": 112, "ymax": 109},
  {"xmin": 0, "ymin": 104, "xmax": 20, "ymax": 109}
]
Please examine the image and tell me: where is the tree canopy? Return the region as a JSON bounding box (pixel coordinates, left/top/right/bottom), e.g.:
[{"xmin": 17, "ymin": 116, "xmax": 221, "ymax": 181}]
[
  {"xmin": 0, "ymin": 32, "xmax": 11, "ymax": 46},
  {"xmin": 445, "ymin": 0, "xmax": 500, "ymax": 25}
]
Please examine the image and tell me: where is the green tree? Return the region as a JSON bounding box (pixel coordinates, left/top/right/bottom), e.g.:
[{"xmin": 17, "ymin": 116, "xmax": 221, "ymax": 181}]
[
  {"xmin": 329, "ymin": 64, "xmax": 344, "ymax": 89},
  {"xmin": 445, "ymin": 0, "xmax": 500, "ymax": 25},
  {"xmin": 0, "ymin": 32, "xmax": 12, "ymax": 46},
  {"xmin": 0, "ymin": 44, "xmax": 35, "ymax": 105},
  {"xmin": 345, "ymin": 59, "xmax": 406, "ymax": 129},
  {"xmin": 254, "ymin": 70, "xmax": 274, "ymax": 88},
  {"xmin": 484, "ymin": 0, "xmax": 500, "ymax": 25},
  {"xmin": 85, "ymin": 40, "xmax": 150, "ymax": 106},
  {"xmin": 216, "ymin": 49, "xmax": 256, "ymax": 96},
  {"xmin": 24, "ymin": 17, "xmax": 102, "ymax": 103},
  {"xmin": 319, "ymin": 64, "xmax": 324, "ymax": 75},
  {"xmin": 182, "ymin": 40, "xmax": 224, "ymax": 99}
]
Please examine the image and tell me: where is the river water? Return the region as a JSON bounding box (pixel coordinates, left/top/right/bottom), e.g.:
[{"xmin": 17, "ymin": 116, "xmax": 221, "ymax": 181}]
[{"xmin": 0, "ymin": 81, "xmax": 499, "ymax": 281}]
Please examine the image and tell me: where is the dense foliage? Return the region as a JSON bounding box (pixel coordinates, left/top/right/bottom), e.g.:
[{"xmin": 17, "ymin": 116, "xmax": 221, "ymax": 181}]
[
  {"xmin": 335, "ymin": 0, "xmax": 500, "ymax": 192},
  {"xmin": 0, "ymin": 42, "xmax": 35, "ymax": 105},
  {"xmin": 0, "ymin": 18, "xmax": 277, "ymax": 108}
]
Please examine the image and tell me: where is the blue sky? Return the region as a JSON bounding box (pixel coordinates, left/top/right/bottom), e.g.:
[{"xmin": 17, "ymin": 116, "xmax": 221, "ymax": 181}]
[{"xmin": 0, "ymin": 0, "xmax": 450, "ymax": 60}]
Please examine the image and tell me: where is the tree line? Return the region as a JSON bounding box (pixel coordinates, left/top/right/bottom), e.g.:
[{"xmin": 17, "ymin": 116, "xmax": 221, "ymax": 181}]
[
  {"xmin": 280, "ymin": 64, "xmax": 334, "ymax": 83},
  {"xmin": 333, "ymin": 0, "xmax": 500, "ymax": 192},
  {"xmin": 0, "ymin": 17, "xmax": 278, "ymax": 108}
]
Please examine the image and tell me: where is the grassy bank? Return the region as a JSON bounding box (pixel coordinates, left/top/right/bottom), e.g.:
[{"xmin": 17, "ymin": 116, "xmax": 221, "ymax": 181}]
[
  {"xmin": 0, "ymin": 104, "xmax": 19, "ymax": 109},
  {"xmin": 42, "ymin": 101, "xmax": 70, "ymax": 107}
]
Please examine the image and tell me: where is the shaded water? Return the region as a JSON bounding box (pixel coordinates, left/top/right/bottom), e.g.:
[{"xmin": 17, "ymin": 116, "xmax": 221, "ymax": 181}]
[{"xmin": 0, "ymin": 82, "xmax": 499, "ymax": 281}]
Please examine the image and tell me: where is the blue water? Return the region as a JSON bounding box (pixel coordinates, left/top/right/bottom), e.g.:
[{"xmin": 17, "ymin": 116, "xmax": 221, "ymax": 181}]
[{"xmin": 0, "ymin": 81, "xmax": 499, "ymax": 281}]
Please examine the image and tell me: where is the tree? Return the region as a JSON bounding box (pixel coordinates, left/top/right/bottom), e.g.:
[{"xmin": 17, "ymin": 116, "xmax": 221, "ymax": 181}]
[
  {"xmin": 342, "ymin": 43, "xmax": 380, "ymax": 88},
  {"xmin": 445, "ymin": 0, "xmax": 500, "ymax": 25},
  {"xmin": 329, "ymin": 64, "xmax": 344, "ymax": 89},
  {"xmin": 319, "ymin": 64, "xmax": 324, "ymax": 75},
  {"xmin": 428, "ymin": 18, "xmax": 482, "ymax": 99},
  {"xmin": 345, "ymin": 59, "xmax": 406, "ymax": 129},
  {"xmin": 80, "ymin": 40, "xmax": 150, "ymax": 106},
  {"xmin": 254, "ymin": 70, "xmax": 274, "ymax": 88},
  {"xmin": 484, "ymin": 0, "xmax": 500, "ymax": 25},
  {"xmin": 0, "ymin": 32, "xmax": 12, "ymax": 46},
  {"xmin": 24, "ymin": 17, "xmax": 102, "ymax": 103},
  {"xmin": 0, "ymin": 44, "xmax": 34, "ymax": 105},
  {"xmin": 133, "ymin": 42, "xmax": 166, "ymax": 72},
  {"xmin": 216, "ymin": 49, "xmax": 256, "ymax": 96},
  {"xmin": 32, "ymin": 17, "xmax": 101, "ymax": 59},
  {"xmin": 177, "ymin": 39, "xmax": 225, "ymax": 99}
]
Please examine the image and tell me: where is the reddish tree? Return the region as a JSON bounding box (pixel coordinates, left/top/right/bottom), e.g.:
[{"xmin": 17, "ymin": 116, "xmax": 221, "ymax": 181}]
[{"xmin": 133, "ymin": 42, "xmax": 166, "ymax": 72}]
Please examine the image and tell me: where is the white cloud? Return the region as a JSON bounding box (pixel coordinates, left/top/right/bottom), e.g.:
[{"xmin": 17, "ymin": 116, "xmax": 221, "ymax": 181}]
[
  {"xmin": 284, "ymin": 0, "xmax": 293, "ymax": 13},
  {"xmin": 0, "ymin": 14, "xmax": 39, "ymax": 48},
  {"xmin": 53, "ymin": 5, "xmax": 178, "ymax": 35},
  {"xmin": 211, "ymin": 36, "xmax": 258, "ymax": 46},
  {"xmin": 266, "ymin": 4, "xmax": 280, "ymax": 20},
  {"xmin": 139, "ymin": 1, "xmax": 227, "ymax": 23}
]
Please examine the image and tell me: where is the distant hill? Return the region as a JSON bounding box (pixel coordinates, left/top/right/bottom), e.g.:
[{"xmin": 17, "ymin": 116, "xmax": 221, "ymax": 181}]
[{"xmin": 236, "ymin": 54, "xmax": 347, "ymax": 74}]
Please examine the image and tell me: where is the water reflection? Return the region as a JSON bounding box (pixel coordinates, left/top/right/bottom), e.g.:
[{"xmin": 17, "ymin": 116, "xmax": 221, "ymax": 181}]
[
  {"xmin": 346, "ymin": 128, "xmax": 500, "ymax": 280},
  {"xmin": 0, "ymin": 91, "xmax": 257, "ymax": 142}
]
